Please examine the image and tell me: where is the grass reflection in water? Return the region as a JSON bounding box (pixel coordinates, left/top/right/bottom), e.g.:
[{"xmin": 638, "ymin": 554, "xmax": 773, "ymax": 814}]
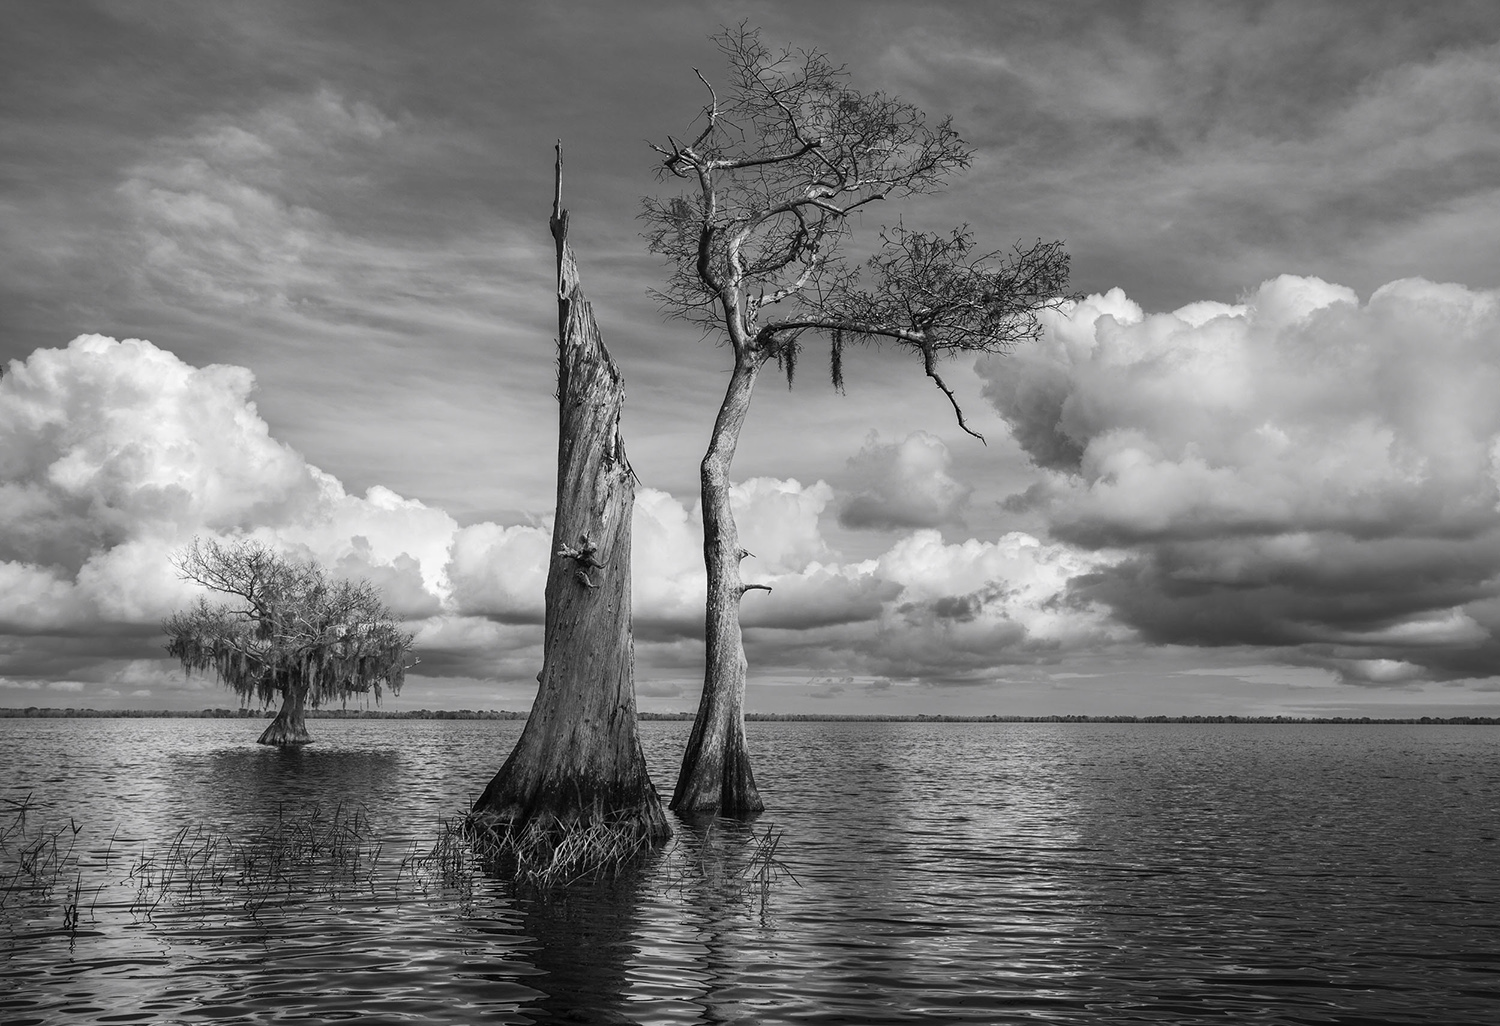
[{"xmin": 2, "ymin": 793, "xmax": 799, "ymax": 934}]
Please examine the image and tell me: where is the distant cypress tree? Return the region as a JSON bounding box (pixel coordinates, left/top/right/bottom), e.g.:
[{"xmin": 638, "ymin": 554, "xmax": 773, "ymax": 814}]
[{"xmin": 163, "ymin": 538, "xmax": 413, "ymax": 745}]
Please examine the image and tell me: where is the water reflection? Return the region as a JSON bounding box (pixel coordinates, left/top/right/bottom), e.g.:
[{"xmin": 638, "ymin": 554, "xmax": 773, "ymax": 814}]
[
  {"xmin": 508, "ymin": 877, "xmax": 649, "ymax": 1024},
  {"xmin": 657, "ymin": 817, "xmax": 783, "ymax": 1024},
  {"xmin": 1050, "ymin": 724, "xmax": 1500, "ymax": 1023},
  {"xmin": 6, "ymin": 719, "xmax": 1500, "ymax": 1024},
  {"xmin": 204, "ymin": 742, "xmax": 402, "ymax": 808},
  {"xmin": 455, "ymin": 816, "xmax": 790, "ymax": 1024}
]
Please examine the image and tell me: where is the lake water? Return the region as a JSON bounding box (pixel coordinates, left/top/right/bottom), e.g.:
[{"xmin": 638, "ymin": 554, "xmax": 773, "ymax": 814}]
[{"xmin": 2, "ymin": 718, "xmax": 1499, "ymax": 1024}]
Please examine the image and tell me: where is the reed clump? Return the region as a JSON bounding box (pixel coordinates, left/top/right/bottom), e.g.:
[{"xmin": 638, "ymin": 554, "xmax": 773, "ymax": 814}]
[
  {"xmin": 662, "ymin": 820, "xmax": 799, "ymax": 911},
  {"xmin": 0, "ymin": 794, "xmax": 106, "ymax": 937},
  {"xmin": 127, "ymin": 802, "xmax": 382, "ymax": 916},
  {"xmin": 3, "ymin": 793, "xmax": 798, "ymax": 937},
  {"xmin": 459, "ymin": 812, "xmax": 661, "ymax": 889}
]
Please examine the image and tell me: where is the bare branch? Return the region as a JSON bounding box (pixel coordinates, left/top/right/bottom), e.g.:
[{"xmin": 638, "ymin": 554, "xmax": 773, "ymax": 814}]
[
  {"xmin": 922, "ymin": 346, "xmax": 984, "ymax": 443},
  {"xmin": 706, "ymin": 138, "xmax": 822, "ymax": 172}
]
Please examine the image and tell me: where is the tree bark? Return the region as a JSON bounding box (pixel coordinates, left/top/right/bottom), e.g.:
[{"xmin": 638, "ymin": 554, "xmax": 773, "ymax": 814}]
[
  {"xmin": 257, "ymin": 683, "xmax": 312, "ymax": 746},
  {"xmin": 471, "ymin": 146, "xmax": 668, "ymax": 841},
  {"xmin": 670, "ymin": 351, "xmax": 767, "ymax": 818}
]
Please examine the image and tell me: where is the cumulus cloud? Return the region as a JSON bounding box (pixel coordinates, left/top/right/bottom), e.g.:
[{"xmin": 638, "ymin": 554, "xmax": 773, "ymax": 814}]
[
  {"xmin": 0, "ymin": 335, "xmax": 465, "ymax": 670},
  {"xmin": 839, "ymin": 431, "xmax": 971, "ymax": 530},
  {"xmin": 731, "ymin": 478, "xmax": 835, "ymax": 572},
  {"xmin": 445, "ymin": 522, "xmax": 551, "ymax": 624},
  {"xmin": 0, "ymin": 332, "xmax": 1131, "ymax": 701},
  {"xmin": 981, "ymin": 275, "xmax": 1500, "ymax": 685}
]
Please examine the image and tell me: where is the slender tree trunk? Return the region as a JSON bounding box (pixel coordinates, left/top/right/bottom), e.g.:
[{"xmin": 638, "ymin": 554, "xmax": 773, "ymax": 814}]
[
  {"xmin": 670, "ymin": 351, "xmax": 768, "ymax": 818},
  {"xmin": 257, "ymin": 682, "xmax": 312, "ymax": 746},
  {"xmin": 471, "ymin": 146, "xmax": 667, "ymax": 841}
]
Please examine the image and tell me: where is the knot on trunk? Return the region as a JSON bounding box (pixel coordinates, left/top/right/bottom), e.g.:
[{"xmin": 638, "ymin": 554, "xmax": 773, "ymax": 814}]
[
  {"xmin": 559, "ymin": 534, "xmax": 606, "ymax": 588},
  {"xmin": 558, "ymin": 534, "xmax": 605, "ymax": 569}
]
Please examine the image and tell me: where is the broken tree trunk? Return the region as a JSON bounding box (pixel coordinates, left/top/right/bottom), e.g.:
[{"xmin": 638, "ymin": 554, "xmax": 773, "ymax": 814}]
[
  {"xmin": 257, "ymin": 682, "xmax": 312, "ymax": 746},
  {"xmin": 470, "ymin": 146, "xmax": 668, "ymax": 844}
]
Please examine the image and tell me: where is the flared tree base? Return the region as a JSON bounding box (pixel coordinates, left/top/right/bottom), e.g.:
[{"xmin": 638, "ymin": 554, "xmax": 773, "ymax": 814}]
[
  {"xmin": 470, "ymin": 770, "xmax": 671, "ymax": 842},
  {"xmin": 256, "ymin": 690, "xmax": 312, "ymax": 746},
  {"xmin": 670, "ymin": 716, "xmax": 763, "ymax": 820}
]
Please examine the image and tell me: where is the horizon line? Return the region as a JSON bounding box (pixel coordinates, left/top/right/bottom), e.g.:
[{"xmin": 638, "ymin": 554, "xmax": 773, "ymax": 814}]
[{"xmin": 4, "ymin": 706, "xmax": 1500, "ymax": 725}]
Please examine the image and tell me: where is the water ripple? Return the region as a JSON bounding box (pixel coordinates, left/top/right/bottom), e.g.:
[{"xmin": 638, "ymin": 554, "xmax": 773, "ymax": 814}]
[{"xmin": 4, "ymin": 719, "xmax": 1500, "ymax": 1023}]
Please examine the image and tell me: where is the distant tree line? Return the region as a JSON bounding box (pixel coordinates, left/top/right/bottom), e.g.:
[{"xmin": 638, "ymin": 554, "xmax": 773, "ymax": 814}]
[
  {"xmin": 7, "ymin": 706, "xmax": 1500, "ymax": 725},
  {"xmin": 0, "ymin": 707, "xmax": 524, "ymax": 719}
]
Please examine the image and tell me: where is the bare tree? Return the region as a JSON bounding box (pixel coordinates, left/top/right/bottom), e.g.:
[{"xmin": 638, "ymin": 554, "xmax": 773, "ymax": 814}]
[
  {"xmin": 164, "ymin": 538, "xmax": 413, "ymax": 745},
  {"xmin": 644, "ymin": 26, "xmax": 1074, "ymax": 816},
  {"xmin": 469, "ymin": 147, "xmax": 669, "ymax": 846}
]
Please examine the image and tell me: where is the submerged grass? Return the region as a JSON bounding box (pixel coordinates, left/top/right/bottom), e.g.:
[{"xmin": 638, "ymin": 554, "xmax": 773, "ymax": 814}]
[
  {"xmin": 3, "ymin": 795, "xmax": 795, "ymax": 934},
  {"xmin": 455, "ymin": 813, "xmax": 662, "ymax": 890},
  {"xmin": 662, "ymin": 820, "xmax": 800, "ymax": 912},
  {"xmin": 126, "ymin": 802, "xmax": 382, "ymax": 917},
  {"xmin": 1, "ymin": 794, "xmax": 107, "ymax": 938}
]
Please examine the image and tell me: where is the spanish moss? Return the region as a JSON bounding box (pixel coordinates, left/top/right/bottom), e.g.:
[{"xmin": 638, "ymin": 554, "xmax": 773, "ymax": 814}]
[
  {"xmin": 163, "ymin": 539, "xmax": 414, "ymax": 743},
  {"xmin": 830, "ymin": 327, "xmax": 844, "ymax": 392}
]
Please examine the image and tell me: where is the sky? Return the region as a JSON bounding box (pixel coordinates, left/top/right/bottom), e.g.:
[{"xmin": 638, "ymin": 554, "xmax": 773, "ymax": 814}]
[{"xmin": 4, "ymin": 0, "xmax": 1500, "ymax": 717}]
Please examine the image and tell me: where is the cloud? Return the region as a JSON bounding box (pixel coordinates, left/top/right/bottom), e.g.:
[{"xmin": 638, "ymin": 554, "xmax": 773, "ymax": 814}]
[
  {"xmin": 0, "ymin": 334, "xmax": 459, "ymax": 660},
  {"xmin": 445, "ymin": 522, "xmax": 551, "ymax": 623},
  {"xmin": 93, "ymin": 85, "xmax": 562, "ymax": 523},
  {"xmin": 885, "ymin": 15, "xmax": 1500, "ymax": 314},
  {"xmin": 629, "ymin": 477, "xmax": 1114, "ymax": 675},
  {"xmin": 839, "ymin": 431, "xmax": 971, "ymax": 530},
  {"xmin": 112, "ymin": 87, "xmax": 545, "ymax": 337},
  {"xmin": 632, "ymin": 478, "xmax": 839, "ymax": 634},
  {"xmin": 0, "ymin": 333, "xmax": 1132, "ymax": 700},
  {"xmin": 636, "ymin": 681, "xmax": 684, "ymax": 699},
  {"xmin": 732, "ymin": 478, "xmax": 835, "ymax": 573},
  {"xmin": 981, "ymin": 275, "xmax": 1500, "ymax": 685},
  {"xmin": 116, "ymin": 89, "xmax": 406, "ymax": 314}
]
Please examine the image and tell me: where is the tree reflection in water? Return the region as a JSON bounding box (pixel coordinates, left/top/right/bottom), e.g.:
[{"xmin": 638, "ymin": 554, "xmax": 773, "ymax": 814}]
[
  {"xmin": 504, "ymin": 876, "xmax": 648, "ymax": 1024},
  {"xmin": 201, "ymin": 744, "xmax": 407, "ymax": 821},
  {"xmin": 457, "ymin": 816, "xmax": 798, "ymax": 1024},
  {"xmin": 662, "ymin": 816, "xmax": 793, "ymax": 1025}
]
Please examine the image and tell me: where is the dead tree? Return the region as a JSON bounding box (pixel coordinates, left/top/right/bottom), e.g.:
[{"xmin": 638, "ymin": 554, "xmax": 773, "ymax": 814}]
[
  {"xmin": 470, "ymin": 146, "xmax": 669, "ymax": 845},
  {"xmin": 644, "ymin": 26, "xmax": 1074, "ymax": 816}
]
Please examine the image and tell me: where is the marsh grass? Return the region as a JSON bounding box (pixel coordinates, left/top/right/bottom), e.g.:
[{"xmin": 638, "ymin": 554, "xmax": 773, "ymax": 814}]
[
  {"xmin": 127, "ymin": 802, "xmax": 382, "ymax": 917},
  {"xmin": 3, "ymin": 794, "xmax": 796, "ymax": 936},
  {"xmin": 0, "ymin": 794, "xmax": 107, "ymax": 938},
  {"xmin": 417, "ymin": 813, "xmax": 662, "ymax": 892},
  {"xmin": 662, "ymin": 820, "xmax": 799, "ymax": 912}
]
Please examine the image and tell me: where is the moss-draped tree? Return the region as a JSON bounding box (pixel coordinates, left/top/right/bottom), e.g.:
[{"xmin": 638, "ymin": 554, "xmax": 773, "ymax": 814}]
[
  {"xmin": 164, "ymin": 538, "xmax": 413, "ymax": 745},
  {"xmin": 643, "ymin": 26, "xmax": 1074, "ymax": 816}
]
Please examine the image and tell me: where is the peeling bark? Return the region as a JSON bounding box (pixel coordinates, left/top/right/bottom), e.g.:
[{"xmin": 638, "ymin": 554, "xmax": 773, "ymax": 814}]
[
  {"xmin": 471, "ymin": 147, "xmax": 668, "ymax": 842},
  {"xmin": 257, "ymin": 684, "xmax": 312, "ymax": 746}
]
